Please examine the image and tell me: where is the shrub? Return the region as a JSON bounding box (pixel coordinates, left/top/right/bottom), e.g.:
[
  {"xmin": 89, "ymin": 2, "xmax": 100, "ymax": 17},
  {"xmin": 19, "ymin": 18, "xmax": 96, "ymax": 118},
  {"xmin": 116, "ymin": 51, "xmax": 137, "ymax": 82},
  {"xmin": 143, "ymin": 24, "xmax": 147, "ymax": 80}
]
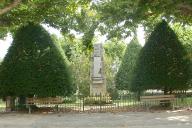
[
  {"xmin": 0, "ymin": 23, "xmax": 73, "ymax": 97},
  {"xmin": 84, "ymin": 96, "xmax": 112, "ymax": 105}
]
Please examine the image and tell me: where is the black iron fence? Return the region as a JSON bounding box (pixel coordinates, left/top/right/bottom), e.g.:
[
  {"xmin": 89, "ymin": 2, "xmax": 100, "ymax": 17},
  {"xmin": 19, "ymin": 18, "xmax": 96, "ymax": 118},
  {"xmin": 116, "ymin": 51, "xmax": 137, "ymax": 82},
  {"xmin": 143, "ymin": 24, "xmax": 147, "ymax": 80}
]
[{"xmin": 0, "ymin": 93, "xmax": 192, "ymax": 113}]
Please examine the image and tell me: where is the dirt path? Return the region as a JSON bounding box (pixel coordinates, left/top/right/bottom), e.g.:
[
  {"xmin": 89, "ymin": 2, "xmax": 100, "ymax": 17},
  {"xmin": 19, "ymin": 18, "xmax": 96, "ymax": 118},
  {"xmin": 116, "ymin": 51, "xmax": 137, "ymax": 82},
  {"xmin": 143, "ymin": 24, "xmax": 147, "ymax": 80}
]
[{"xmin": 0, "ymin": 110, "xmax": 192, "ymax": 128}]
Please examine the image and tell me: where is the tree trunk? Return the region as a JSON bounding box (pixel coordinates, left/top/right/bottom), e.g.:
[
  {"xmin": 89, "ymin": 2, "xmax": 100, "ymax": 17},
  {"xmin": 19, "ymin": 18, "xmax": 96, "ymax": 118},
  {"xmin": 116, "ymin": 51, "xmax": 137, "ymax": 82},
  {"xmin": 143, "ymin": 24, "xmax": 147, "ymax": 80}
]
[
  {"xmin": 137, "ymin": 90, "xmax": 141, "ymax": 101},
  {"xmin": 6, "ymin": 96, "xmax": 15, "ymax": 112},
  {"xmin": 18, "ymin": 96, "xmax": 26, "ymax": 110},
  {"xmin": 164, "ymin": 87, "xmax": 168, "ymax": 95},
  {"xmin": 162, "ymin": 87, "xmax": 171, "ymax": 107}
]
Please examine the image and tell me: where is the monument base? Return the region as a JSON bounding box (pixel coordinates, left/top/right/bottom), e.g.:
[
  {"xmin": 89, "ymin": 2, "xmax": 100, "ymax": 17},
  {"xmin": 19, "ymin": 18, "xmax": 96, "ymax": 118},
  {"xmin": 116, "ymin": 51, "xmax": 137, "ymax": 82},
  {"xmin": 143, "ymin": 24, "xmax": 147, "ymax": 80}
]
[{"xmin": 90, "ymin": 83, "xmax": 106, "ymax": 96}]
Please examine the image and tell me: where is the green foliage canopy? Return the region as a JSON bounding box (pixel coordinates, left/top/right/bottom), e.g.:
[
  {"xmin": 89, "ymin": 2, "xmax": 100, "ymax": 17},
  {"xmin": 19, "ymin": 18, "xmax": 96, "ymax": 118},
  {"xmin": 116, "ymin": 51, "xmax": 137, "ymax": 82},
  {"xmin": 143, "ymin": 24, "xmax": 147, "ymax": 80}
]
[
  {"xmin": 0, "ymin": 0, "xmax": 99, "ymax": 51},
  {"xmin": 97, "ymin": 0, "xmax": 192, "ymax": 38},
  {"xmin": 0, "ymin": 0, "xmax": 92, "ymax": 37},
  {"xmin": 104, "ymin": 39, "xmax": 126, "ymax": 98},
  {"xmin": 104, "ymin": 38, "xmax": 126, "ymax": 60}
]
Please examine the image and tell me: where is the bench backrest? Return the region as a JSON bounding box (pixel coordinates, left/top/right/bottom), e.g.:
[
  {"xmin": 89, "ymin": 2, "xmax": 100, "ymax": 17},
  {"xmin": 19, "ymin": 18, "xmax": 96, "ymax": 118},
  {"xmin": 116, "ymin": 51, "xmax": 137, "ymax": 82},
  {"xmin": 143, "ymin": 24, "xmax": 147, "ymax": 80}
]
[
  {"xmin": 140, "ymin": 95, "xmax": 175, "ymax": 101},
  {"xmin": 26, "ymin": 97, "xmax": 63, "ymax": 104}
]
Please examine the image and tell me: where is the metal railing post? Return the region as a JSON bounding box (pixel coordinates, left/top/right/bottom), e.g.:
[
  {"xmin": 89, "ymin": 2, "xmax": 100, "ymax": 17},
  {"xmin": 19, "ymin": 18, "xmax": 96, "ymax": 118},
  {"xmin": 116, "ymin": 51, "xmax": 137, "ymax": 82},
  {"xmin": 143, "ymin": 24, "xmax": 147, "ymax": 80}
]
[
  {"xmin": 99, "ymin": 93, "xmax": 102, "ymax": 112},
  {"xmin": 82, "ymin": 96, "xmax": 84, "ymax": 112}
]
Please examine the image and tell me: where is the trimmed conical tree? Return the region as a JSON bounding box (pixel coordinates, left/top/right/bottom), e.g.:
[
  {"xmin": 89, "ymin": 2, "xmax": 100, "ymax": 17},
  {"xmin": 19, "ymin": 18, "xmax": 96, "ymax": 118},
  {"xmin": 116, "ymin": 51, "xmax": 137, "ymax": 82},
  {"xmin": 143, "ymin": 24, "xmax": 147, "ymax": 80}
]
[
  {"xmin": 115, "ymin": 37, "xmax": 142, "ymax": 90},
  {"xmin": 131, "ymin": 20, "xmax": 190, "ymax": 94},
  {"xmin": 0, "ymin": 23, "xmax": 73, "ymax": 97}
]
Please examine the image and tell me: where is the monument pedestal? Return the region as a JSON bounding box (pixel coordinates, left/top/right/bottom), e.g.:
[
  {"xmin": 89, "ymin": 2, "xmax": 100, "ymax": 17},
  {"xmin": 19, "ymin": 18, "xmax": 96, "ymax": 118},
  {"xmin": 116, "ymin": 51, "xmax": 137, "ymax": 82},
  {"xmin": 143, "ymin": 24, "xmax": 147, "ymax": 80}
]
[{"xmin": 90, "ymin": 78, "xmax": 106, "ymax": 95}]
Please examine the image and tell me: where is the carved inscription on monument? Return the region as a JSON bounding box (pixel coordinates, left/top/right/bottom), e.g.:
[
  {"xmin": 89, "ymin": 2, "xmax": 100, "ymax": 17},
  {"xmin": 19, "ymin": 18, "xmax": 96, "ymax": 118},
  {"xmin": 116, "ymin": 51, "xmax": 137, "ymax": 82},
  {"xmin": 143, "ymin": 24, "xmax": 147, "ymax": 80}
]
[
  {"xmin": 93, "ymin": 57, "xmax": 102, "ymax": 78},
  {"xmin": 94, "ymin": 44, "xmax": 102, "ymax": 56}
]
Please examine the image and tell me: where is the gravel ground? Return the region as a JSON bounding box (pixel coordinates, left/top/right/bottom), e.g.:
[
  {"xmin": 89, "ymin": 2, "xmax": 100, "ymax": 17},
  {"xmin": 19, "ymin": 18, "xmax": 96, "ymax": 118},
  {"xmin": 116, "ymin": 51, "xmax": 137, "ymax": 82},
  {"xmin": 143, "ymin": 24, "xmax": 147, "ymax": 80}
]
[{"xmin": 0, "ymin": 110, "xmax": 192, "ymax": 128}]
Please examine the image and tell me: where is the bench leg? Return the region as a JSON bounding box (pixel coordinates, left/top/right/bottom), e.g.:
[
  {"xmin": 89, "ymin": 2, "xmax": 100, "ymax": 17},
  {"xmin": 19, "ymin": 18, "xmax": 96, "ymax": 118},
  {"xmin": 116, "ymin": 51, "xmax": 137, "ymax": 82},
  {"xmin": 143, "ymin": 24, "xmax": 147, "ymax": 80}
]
[
  {"xmin": 143, "ymin": 102, "xmax": 149, "ymax": 111},
  {"xmin": 55, "ymin": 105, "xmax": 59, "ymax": 112},
  {"xmin": 28, "ymin": 105, "xmax": 31, "ymax": 114},
  {"xmin": 172, "ymin": 102, "xmax": 175, "ymax": 111}
]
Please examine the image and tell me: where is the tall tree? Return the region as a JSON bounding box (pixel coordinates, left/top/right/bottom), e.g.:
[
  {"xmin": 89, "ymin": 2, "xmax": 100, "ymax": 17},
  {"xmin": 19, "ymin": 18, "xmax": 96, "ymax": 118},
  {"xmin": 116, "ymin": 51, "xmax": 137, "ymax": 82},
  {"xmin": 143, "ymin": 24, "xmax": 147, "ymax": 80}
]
[
  {"xmin": 104, "ymin": 38, "xmax": 126, "ymax": 98},
  {"xmin": 131, "ymin": 20, "xmax": 190, "ymax": 94},
  {"xmin": 0, "ymin": 23, "xmax": 73, "ymax": 97},
  {"xmin": 115, "ymin": 37, "xmax": 141, "ymax": 90},
  {"xmin": 71, "ymin": 53, "xmax": 91, "ymax": 96},
  {"xmin": 52, "ymin": 35, "xmax": 91, "ymax": 96}
]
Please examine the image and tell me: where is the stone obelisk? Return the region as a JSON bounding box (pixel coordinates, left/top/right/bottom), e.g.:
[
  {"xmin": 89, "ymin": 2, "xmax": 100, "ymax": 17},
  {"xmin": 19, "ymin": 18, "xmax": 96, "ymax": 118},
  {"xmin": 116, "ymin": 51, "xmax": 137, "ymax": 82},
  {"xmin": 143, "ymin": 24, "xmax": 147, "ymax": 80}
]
[{"xmin": 90, "ymin": 43, "xmax": 106, "ymax": 95}]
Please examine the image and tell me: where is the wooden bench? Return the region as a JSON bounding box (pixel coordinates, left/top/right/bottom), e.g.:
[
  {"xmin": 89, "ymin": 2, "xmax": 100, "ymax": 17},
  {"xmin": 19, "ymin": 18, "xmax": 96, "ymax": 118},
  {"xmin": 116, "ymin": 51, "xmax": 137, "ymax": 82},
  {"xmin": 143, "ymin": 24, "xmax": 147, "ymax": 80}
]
[
  {"xmin": 26, "ymin": 97, "xmax": 63, "ymax": 113},
  {"xmin": 140, "ymin": 95, "xmax": 175, "ymax": 110}
]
